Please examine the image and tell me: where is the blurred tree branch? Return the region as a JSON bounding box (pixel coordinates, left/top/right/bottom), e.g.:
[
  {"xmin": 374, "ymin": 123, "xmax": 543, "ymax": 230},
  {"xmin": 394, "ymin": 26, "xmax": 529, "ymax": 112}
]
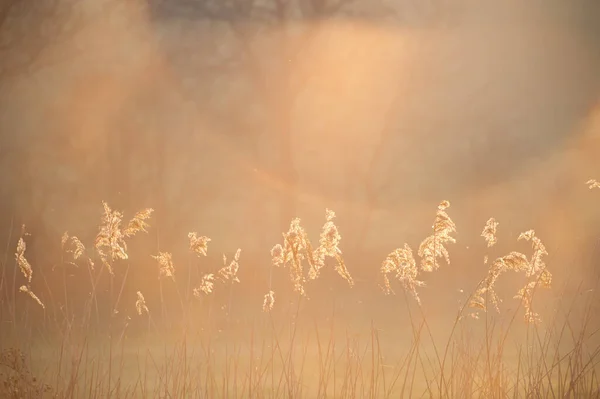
[
  {"xmin": 148, "ymin": 0, "xmax": 395, "ymax": 233},
  {"xmin": 0, "ymin": 0, "xmax": 129, "ymax": 79}
]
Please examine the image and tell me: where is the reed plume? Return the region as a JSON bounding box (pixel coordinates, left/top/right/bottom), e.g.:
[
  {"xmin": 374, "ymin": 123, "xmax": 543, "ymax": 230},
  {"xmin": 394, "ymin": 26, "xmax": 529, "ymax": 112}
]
[
  {"xmin": 470, "ymin": 251, "xmax": 529, "ymax": 313},
  {"xmin": 15, "ymin": 225, "xmax": 32, "ymax": 283},
  {"xmin": 481, "ymin": 218, "xmax": 499, "ymax": 248},
  {"xmin": 515, "ymin": 230, "xmax": 552, "ymax": 323},
  {"xmin": 586, "ymin": 179, "xmax": 600, "ymax": 189},
  {"xmin": 61, "ymin": 232, "xmax": 94, "ymax": 269},
  {"xmin": 153, "ymin": 252, "xmax": 175, "ymax": 280},
  {"xmin": 262, "ymin": 290, "xmax": 275, "ymax": 312},
  {"xmin": 418, "ymin": 200, "xmax": 457, "ymax": 272},
  {"xmin": 380, "ymin": 243, "xmax": 423, "ymax": 303},
  {"xmin": 311, "ymin": 209, "xmax": 353, "ymax": 287},
  {"xmin": 188, "ymin": 232, "xmax": 211, "ymax": 257},
  {"xmin": 19, "ymin": 285, "xmax": 45, "ymax": 309},
  {"xmin": 271, "ymin": 209, "xmax": 353, "ymax": 299},
  {"xmin": 271, "ymin": 218, "xmax": 311, "ymax": 296},
  {"xmin": 95, "ymin": 202, "xmax": 127, "ymax": 274},
  {"xmin": 15, "ymin": 225, "xmax": 45, "ymax": 309},
  {"xmin": 218, "ymin": 249, "xmax": 241, "ymax": 283},
  {"xmin": 95, "ymin": 202, "xmax": 153, "ymax": 274},
  {"xmin": 470, "ymin": 227, "xmax": 552, "ymax": 323},
  {"xmin": 193, "ymin": 274, "xmax": 215, "ymax": 297},
  {"xmin": 379, "ymin": 201, "xmax": 455, "ymax": 302},
  {"xmin": 124, "ymin": 208, "xmax": 154, "ymax": 237},
  {"xmin": 309, "ymin": 209, "xmax": 340, "ymax": 280},
  {"xmin": 135, "ymin": 291, "xmax": 149, "ymax": 316}
]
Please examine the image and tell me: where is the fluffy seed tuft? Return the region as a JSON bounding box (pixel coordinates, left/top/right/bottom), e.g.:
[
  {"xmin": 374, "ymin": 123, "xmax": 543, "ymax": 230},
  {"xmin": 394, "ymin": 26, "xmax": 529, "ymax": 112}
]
[{"xmin": 135, "ymin": 291, "xmax": 149, "ymax": 316}]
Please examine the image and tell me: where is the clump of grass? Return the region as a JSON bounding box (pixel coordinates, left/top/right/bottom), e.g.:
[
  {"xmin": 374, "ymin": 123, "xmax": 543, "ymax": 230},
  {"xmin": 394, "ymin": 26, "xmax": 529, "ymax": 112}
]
[{"xmin": 3, "ymin": 197, "xmax": 600, "ymax": 398}]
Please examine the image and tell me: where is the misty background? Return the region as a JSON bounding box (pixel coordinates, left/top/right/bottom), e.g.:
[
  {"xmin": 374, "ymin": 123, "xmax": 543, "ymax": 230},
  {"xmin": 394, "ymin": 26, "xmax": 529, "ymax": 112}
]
[{"xmin": 0, "ymin": 0, "xmax": 599, "ymax": 324}]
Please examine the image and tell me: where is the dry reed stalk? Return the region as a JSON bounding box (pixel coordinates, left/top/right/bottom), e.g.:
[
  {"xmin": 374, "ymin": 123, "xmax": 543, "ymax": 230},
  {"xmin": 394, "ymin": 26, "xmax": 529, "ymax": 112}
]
[
  {"xmin": 380, "ymin": 244, "xmax": 423, "ymax": 303},
  {"xmin": 271, "ymin": 218, "xmax": 310, "ymax": 296},
  {"xmin": 309, "ymin": 209, "xmax": 341, "ymax": 280},
  {"xmin": 311, "ymin": 210, "xmax": 354, "ymax": 287},
  {"xmin": 586, "ymin": 179, "xmax": 600, "ymax": 189},
  {"xmin": 514, "ymin": 230, "xmax": 552, "ymax": 324},
  {"xmin": 95, "ymin": 202, "xmax": 127, "ymax": 273},
  {"xmin": 187, "ymin": 232, "xmax": 214, "ymax": 297},
  {"xmin": 380, "ymin": 201, "xmax": 455, "ymax": 302},
  {"xmin": 135, "ymin": 291, "xmax": 149, "ymax": 316},
  {"xmin": 218, "ymin": 249, "xmax": 241, "ymax": 283},
  {"xmin": 470, "ymin": 227, "xmax": 552, "ymax": 323},
  {"xmin": 470, "ymin": 251, "xmax": 529, "ymax": 313},
  {"xmin": 481, "ymin": 218, "xmax": 499, "ymax": 248},
  {"xmin": 193, "ymin": 274, "xmax": 215, "ymax": 297},
  {"xmin": 124, "ymin": 208, "xmax": 154, "ymax": 237},
  {"xmin": 14, "ymin": 225, "xmax": 45, "ymax": 309},
  {"xmin": 270, "ymin": 209, "xmax": 353, "ymax": 301},
  {"xmin": 188, "ymin": 233, "xmax": 211, "ymax": 257},
  {"xmin": 190, "ymin": 247, "xmax": 240, "ymax": 298},
  {"xmin": 153, "ymin": 252, "xmax": 175, "ymax": 280},
  {"xmin": 262, "ymin": 290, "xmax": 275, "ymax": 312},
  {"xmin": 95, "ymin": 202, "xmax": 153, "ymax": 274},
  {"xmin": 418, "ymin": 200, "xmax": 457, "ymax": 272},
  {"xmin": 517, "ymin": 230, "xmax": 548, "ymax": 278},
  {"xmin": 19, "ymin": 285, "xmax": 45, "ymax": 309},
  {"xmin": 61, "ymin": 232, "xmax": 95, "ymax": 270},
  {"xmin": 15, "ymin": 225, "xmax": 32, "ymax": 283}
]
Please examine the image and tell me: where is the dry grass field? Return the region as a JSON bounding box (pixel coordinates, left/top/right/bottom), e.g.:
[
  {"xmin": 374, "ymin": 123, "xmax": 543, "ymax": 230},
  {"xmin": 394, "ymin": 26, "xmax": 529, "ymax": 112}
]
[
  {"xmin": 1, "ymin": 185, "xmax": 600, "ymax": 398},
  {"xmin": 2, "ymin": 2, "xmax": 600, "ymax": 398}
]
